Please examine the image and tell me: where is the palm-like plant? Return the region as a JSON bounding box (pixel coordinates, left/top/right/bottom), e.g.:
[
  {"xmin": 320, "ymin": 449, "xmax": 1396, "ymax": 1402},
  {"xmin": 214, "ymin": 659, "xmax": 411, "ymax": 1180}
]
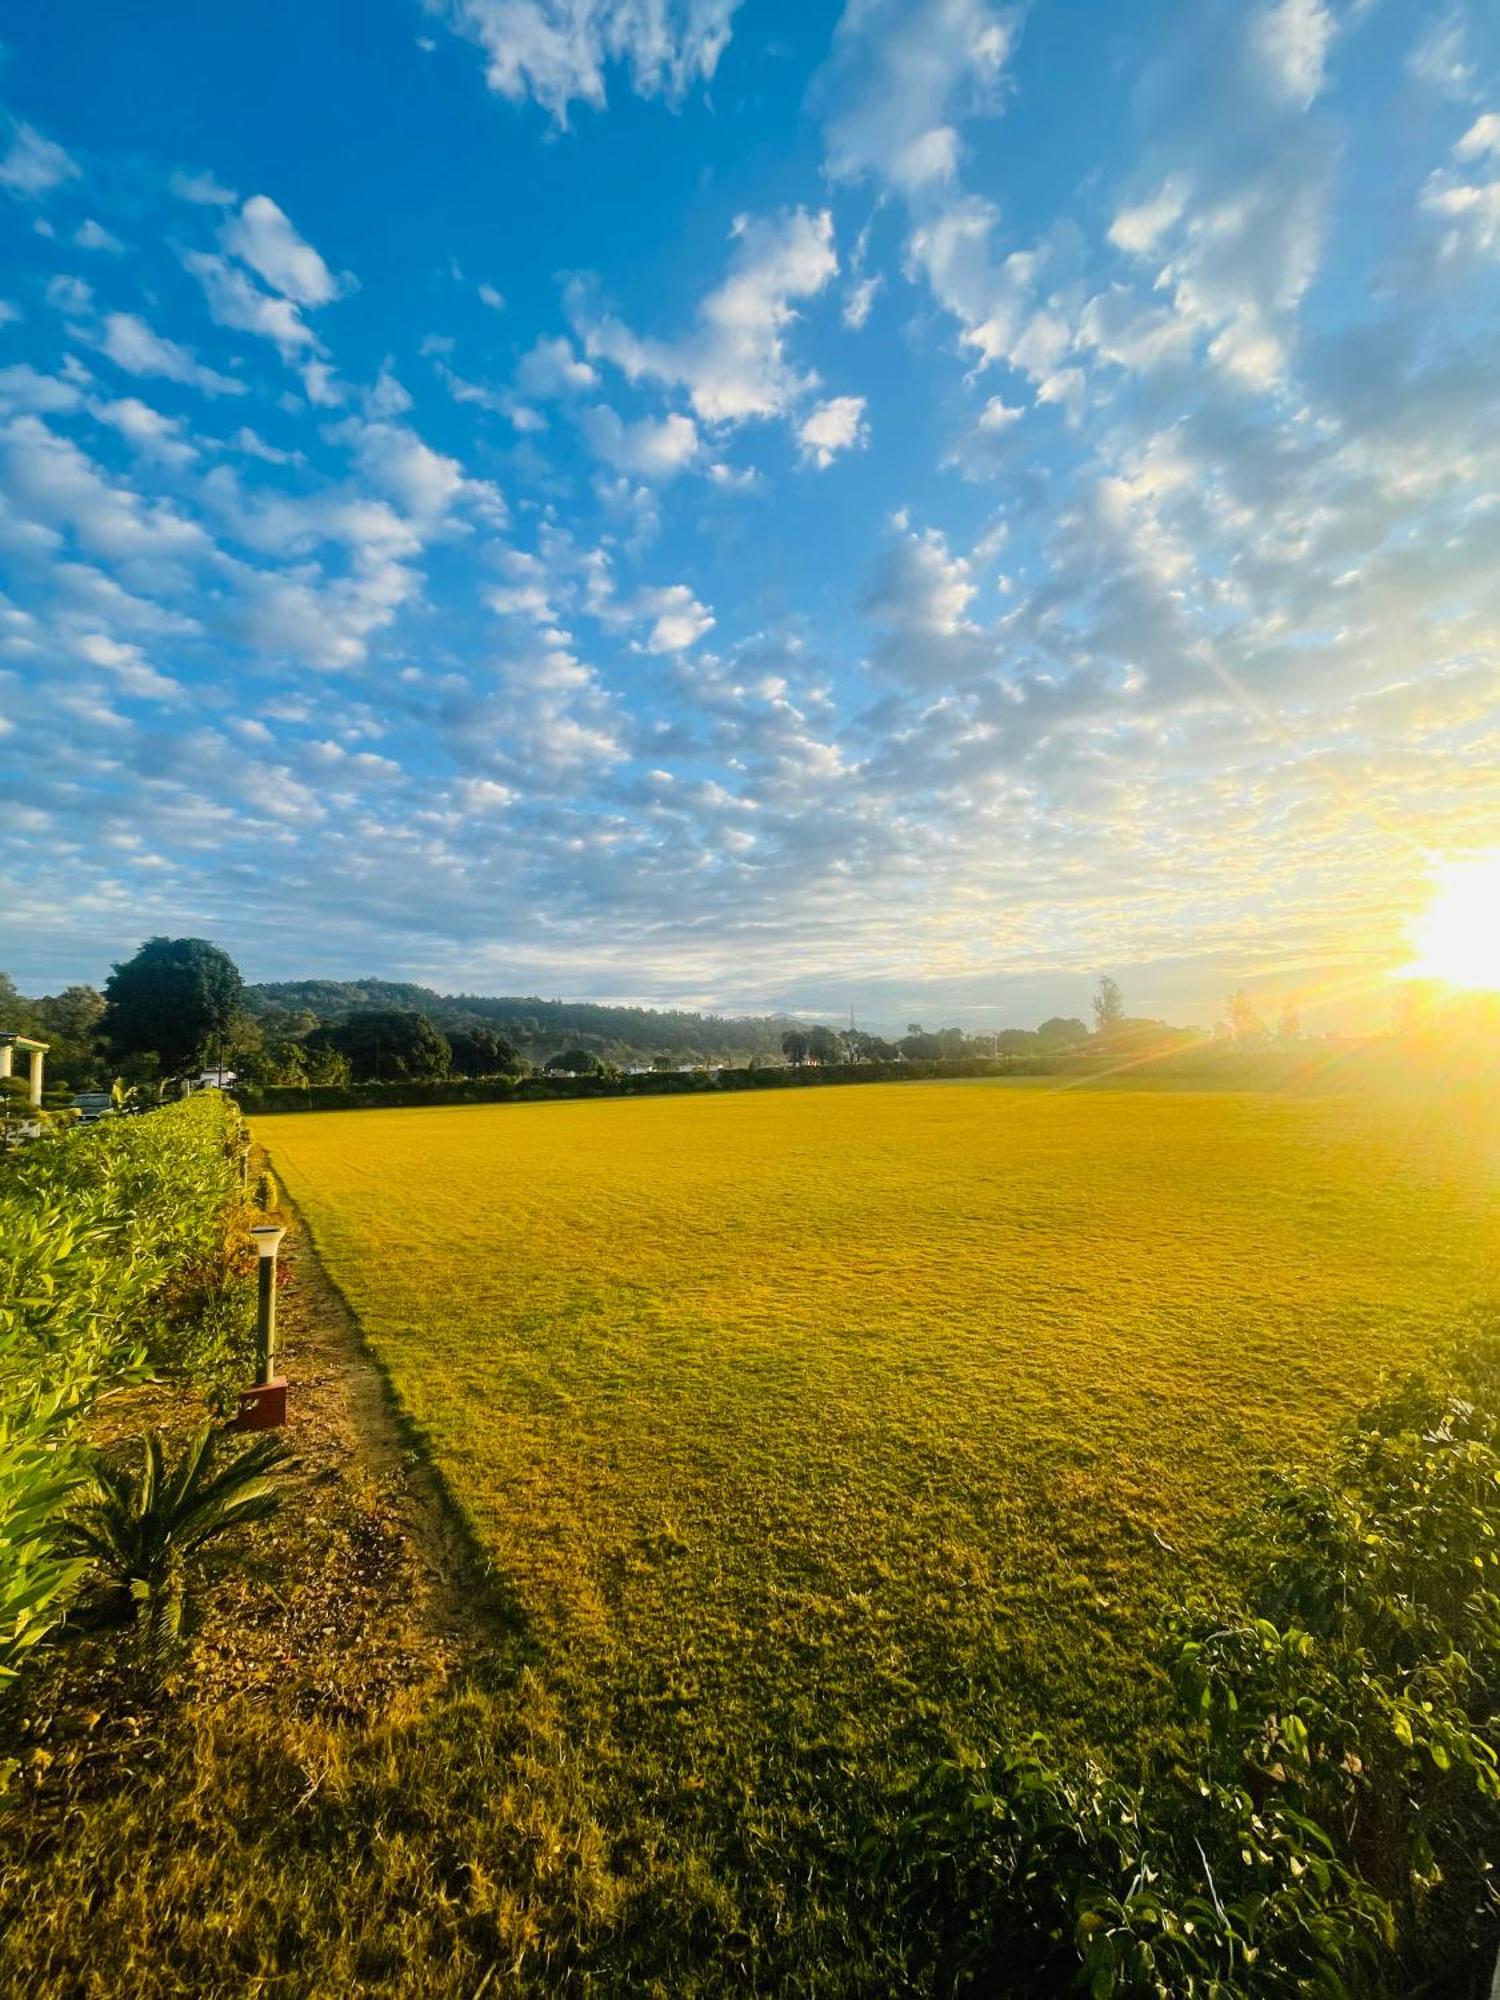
[{"xmin": 60, "ymin": 1424, "xmax": 292, "ymax": 1674}]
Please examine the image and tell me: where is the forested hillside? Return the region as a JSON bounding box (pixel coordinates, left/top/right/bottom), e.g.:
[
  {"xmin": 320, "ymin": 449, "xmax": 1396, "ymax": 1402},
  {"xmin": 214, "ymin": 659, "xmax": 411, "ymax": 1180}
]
[{"xmin": 244, "ymin": 980, "xmax": 802, "ymax": 1064}]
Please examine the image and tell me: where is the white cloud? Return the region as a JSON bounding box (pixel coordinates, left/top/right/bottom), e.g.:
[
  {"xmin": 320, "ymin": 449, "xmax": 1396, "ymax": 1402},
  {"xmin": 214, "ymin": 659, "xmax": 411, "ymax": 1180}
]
[
  {"xmin": 0, "ymin": 364, "xmax": 85, "ymax": 415},
  {"xmin": 45, "ymin": 274, "xmax": 94, "ymax": 317},
  {"xmin": 169, "ymin": 167, "xmax": 237, "ymax": 207},
  {"xmin": 581, "ymin": 404, "xmax": 700, "ymax": 477},
  {"xmin": 0, "ymin": 414, "xmax": 210, "ymax": 564},
  {"xmin": 797, "ymin": 394, "xmax": 869, "ymax": 468},
  {"xmin": 571, "ymin": 206, "xmax": 838, "ymax": 425},
  {"xmin": 1408, "ymin": 11, "xmax": 1474, "ymax": 97},
  {"xmin": 842, "ymin": 274, "xmax": 881, "ymax": 330},
  {"xmin": 820, "ymin": 0, "xmax": 1018, "ymax": 195},
  {"xmin": 426, "ymin": 0, "xmax": 741, "ymax": 124},
  {"xmin": 72, "ymin": 631, "xmax": 180, "ymax": 701},
  {"xmin": 516, "ymin": 334, "xmax": 598, "ymax": 399},
  {"xmin": 231, "ymin": 426, "xmax": 302, "ymax": 466},
  {"xmin": 338, "ymin": 416, "xmax": 470, "ymax": 522},
  {"xmin": 1108, "ymin": 178, "xmax": 1190, "ymax": 257},
  {"xmin": 1249, "ymin": 0, "xmax": 1336, "ymax": 111},
  {"xmin": 74, "ymin": 219, "xmax": 125, "ymax": 254},
  {"xmin": 635, "ymin": 581, "xmax": 714, "ymax": 652},
  {"xmin": 98, "ymin": 311, "xmax": 247, "ymax": 397},
  {"xmin": 227, "ymin": 551, "xmax": 421, "ymax": 671},
  {"xmin": 223, "ymin": 194, "xmax": 350, "ymax": 306},
  {"xmin": 862, "ymin": 518, "xmax": 989, "ymax": 686},
  {"xmin": 478, "ymin": 282, "xmax": 505, "ymax": 310},
  {"xmin": 183, "ymin": 251, "xmax": 319, "ymax": 359},
  {"xmin": 0, "ymin": 122, "xmax": 79, "ymax": 198},
  {"xmin": 1457, "ymin": 113, "xmax": 1500, "ymax": 162},
  {"xmin": 90, "ymin": 397, "xmax": 198, "ymax": 467},
  {"xmin": 1421, "ymin": 115, "xmax": 1500, "ymax": 265},
  {"xmin": 1077, "ymin": 287, "xmax": 1194, "ymax": 373}
]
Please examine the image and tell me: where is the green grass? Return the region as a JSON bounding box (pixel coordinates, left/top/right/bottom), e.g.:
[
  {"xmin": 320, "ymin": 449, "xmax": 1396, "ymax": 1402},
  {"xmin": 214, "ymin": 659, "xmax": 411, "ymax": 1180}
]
[
  {"xmin": 256, "ymin": 1082, "xmax": 1499, "ymax": 1938},
  {"xmin": 4, "ymin": 1079, "xmax": 1497, "ymax": 1997}
]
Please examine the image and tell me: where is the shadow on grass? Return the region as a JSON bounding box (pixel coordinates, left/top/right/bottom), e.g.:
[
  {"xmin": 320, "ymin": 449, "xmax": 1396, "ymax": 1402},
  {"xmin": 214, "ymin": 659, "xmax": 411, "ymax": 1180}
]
[{"xmin": 278, "ymin": 1188, "xmax": 539, "ymax": 1687}]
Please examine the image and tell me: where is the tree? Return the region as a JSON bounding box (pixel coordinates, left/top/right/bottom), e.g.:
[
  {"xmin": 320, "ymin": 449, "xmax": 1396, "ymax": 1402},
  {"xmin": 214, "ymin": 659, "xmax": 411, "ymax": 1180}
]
[
  {"xmin": 546, "ymin": 1048, "xmax": 601, "ymax": 1076},
  {"xmin": 34, "ymin": 985, "xmax": 105, "ymax": 1045},
  {"xmin": 319, "ymin": 1010, "xmax": 450, "ymax": 1083},
  {"xmin": 1091, "ymin": 977, "xmax": 1124, "ymax": 1036},
  {"xmin": 1037, "ymin": 1016, "xmax": 1089, "ymax": 1048},
  {"xmin": 806, "ymin": 1025, "xmax": 841, "ymax": 1065},
  {"xmin": 237, "ymin": 1037, "xmax": 307, "ymax": 1089},
  {"xmin": 102, "ymin": 938, "xmax": 243, "ymax": 1076},
  {"xmin": 996, "ymin": 1028, "xmax": 1041, "ymax": 1055},
  {"xmin": 32, "ymin": 985, "xmax": 108, "ymax": 1091},
  {"xmin": 446, "ymin": 1026, "xmax": 521, "ymax": 1077},
  {"xmin": 1276, "ymin": 1004, "xmax": 1302, "ymax": 1045},
  {"xmin": 781, "ymin": 1029, "xmax": 810, "ymax": 1066},
  {"xmin": 304, "ymin": 1044, "xmax": 352, "ymax": 1087},
  {"xmin": 0, "ymin": 973, "xmax": 40, "ymax": 1037},
  {"xmin": 1225, "ymin": 989, "xmax": 1267, "ymax": 1047}
]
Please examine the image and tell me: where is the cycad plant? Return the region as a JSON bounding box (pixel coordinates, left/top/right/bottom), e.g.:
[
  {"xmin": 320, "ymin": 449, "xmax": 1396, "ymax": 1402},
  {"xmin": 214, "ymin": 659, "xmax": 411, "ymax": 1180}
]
[{"xmin": 60, "ymin": 1424, "xmax": 292, "ymax": 1675}]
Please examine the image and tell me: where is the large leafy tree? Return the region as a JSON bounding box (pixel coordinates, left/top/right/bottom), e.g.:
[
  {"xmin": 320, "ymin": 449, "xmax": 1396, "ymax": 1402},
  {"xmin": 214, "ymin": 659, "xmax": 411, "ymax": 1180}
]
[
  {"xmin": 317, "ymin": 1009, "xmax": 450, "ymax": 1082},
  {"xmin": 805, "ymin": 1025, "xmax": 842, "ymax": 1064},
  {"xmin": 102, "ymin": 938, "xmax": 244, "ymax": 1075},
  {"xmin": 545, "ymin": 1047, "xmax": 602, "ymax": 1076},
  {"xmin": 1037, "ymin": 1015, "xmax": 1089, "ymax": 1048},
  {"xmin": 447, "ymin": 1026, "xmax": 522, "ymax": 1077}
]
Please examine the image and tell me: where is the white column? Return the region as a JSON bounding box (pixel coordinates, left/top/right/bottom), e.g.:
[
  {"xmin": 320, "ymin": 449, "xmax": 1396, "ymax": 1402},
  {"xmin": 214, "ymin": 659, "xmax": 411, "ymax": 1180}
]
[
  {"xmin": 28, "ymin": 1047, "xmax": 44, "ymax": 1108},
  {"xmin": 0, "ymin": 1042, "xmax": 12, "ymax": 1082}
]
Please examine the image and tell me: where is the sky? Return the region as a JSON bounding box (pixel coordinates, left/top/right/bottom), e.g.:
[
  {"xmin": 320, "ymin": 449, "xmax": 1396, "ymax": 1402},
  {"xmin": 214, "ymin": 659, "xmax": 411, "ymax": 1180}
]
[{"xmin": 1, "ymin": 0, "xmax": 1497, "ymax": 1032}]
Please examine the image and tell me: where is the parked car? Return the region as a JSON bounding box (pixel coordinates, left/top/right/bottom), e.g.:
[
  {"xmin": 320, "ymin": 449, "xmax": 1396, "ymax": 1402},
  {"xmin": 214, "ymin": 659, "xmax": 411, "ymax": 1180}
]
[{"xmin": 71, "ymin": 1092, "xmax": 115, "ymax": 1123}]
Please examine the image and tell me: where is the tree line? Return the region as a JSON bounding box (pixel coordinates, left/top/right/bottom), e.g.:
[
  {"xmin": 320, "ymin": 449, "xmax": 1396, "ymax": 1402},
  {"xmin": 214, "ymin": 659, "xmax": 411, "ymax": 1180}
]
[{"xmin": 5, "ymin": 935, "xmax": 1379, "ymax": 1103}]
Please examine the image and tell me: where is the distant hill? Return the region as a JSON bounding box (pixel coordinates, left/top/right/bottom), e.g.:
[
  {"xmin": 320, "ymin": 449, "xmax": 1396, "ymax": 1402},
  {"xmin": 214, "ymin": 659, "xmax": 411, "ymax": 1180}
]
[{"xmin": 244, "ymin": 979, "xmax": 804, "ymax": 1064}]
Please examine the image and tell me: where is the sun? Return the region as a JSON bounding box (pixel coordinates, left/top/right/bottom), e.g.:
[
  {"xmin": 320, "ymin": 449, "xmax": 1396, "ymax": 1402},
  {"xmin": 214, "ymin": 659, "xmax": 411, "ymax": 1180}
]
[{"xmin": 1404, "ymin": 852, "xmax": 1500, "ymax": 992}]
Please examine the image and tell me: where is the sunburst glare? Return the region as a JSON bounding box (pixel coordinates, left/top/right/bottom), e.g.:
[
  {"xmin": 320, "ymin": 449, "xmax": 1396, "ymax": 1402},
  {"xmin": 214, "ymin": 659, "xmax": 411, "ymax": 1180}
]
[{"xmin": 1403, "ymin": 852, "xmax": 1500, "ymax": 993}]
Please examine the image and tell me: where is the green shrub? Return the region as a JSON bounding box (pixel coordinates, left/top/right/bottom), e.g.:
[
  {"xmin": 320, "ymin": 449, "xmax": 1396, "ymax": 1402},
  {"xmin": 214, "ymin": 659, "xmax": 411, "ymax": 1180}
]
[
  {"xmin": 883, "ymin": 1329, "xmax": 1500, "ymax": 1996},
  {"xmin": 0, "ymin": 1097, "xmax": 255, "ymax": 1677},
  {"xmin": 60, "ymin": 1424, "xmax": 292, "ymax": 1678}
]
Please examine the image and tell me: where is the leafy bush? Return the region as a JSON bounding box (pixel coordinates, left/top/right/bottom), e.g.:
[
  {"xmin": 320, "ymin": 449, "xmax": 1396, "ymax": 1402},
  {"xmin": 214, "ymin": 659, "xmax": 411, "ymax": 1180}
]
[
  {"xmin": 883, "ymin": 1329, "xmax": 1500, "ymax": 1996},
  {"xmin": 0, "ymin": 1096, "xmax": 254, "ymax": 1677}
]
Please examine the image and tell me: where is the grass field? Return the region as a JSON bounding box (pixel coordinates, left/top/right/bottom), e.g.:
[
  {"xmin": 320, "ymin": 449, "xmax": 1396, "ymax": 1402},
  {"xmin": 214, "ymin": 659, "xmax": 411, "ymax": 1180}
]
[{"xmin": 259, "ymin": 1078, "xmax": 1499, "ymax": 1937}]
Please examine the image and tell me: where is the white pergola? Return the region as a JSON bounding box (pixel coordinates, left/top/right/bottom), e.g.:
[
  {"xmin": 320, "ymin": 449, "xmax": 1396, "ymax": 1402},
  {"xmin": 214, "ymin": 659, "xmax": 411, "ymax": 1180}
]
[{"xmin": 0, "ymin": 1032, "xmax": 49, "ymax": 1107}]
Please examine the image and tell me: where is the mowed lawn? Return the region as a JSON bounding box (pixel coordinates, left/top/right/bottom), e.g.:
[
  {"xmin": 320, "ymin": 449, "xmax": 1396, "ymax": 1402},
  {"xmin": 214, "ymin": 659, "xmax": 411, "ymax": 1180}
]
[{"xmin": 262, "ymin": 1080, "xmax": 1499, "ymax": 1833}]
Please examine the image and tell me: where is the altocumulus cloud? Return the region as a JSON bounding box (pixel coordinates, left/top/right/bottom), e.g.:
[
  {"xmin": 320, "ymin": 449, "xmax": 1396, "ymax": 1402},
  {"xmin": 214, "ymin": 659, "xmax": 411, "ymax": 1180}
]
[{"xmin": 0, "ymin": 0, "xmax": 1496, "ymax": 1028}]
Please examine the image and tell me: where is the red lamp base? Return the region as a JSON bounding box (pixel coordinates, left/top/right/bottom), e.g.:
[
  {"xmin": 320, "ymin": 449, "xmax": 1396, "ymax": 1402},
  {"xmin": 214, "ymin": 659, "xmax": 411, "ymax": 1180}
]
[{"xmin": 233, "ymin": 1378, "xmax": 287, "ymax": 1431}]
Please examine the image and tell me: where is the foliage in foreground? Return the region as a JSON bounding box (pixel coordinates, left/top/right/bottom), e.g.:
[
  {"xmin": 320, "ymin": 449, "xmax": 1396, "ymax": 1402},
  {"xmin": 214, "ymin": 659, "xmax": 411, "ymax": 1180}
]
[
  {"xmin": 885, "ymin": 1331, "xmax": 1500, "ymax": 1995},
  {"xmin": 2, "ymin": 1327, "xmax": 1497, "ymax": 1996},
  {"xmin": 0, "ymin": 1096, "xmax": 253, "ymax": 1678},
  {"xmin": 60, "ymin": 1424, "xmax": 293, "ymax": 1677}
]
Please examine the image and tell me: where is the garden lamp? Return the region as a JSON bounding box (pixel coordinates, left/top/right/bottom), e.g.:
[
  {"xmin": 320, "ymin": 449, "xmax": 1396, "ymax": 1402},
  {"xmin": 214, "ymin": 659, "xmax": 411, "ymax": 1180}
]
[{"xmin": 235, "ymin": 1223, "xmax": 288, "ymax": 1431}]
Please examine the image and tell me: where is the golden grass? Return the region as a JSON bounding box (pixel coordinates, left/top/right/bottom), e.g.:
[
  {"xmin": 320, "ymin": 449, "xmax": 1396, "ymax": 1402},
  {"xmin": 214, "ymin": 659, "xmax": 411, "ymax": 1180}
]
[
  {"xmin": 6, "ymin": 1079, "xmax": 1496, "ymax": 1998},
  {"xmin": 263, "ymin": 1082, "xmax": 1499, "ymax": 1755}
]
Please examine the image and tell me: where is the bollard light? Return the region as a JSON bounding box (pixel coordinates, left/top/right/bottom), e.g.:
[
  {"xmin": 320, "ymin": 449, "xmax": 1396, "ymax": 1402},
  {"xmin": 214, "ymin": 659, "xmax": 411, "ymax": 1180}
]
[{"xmin": 235, "ymin": 1223, "xmax": 288, "ymax": 1431}]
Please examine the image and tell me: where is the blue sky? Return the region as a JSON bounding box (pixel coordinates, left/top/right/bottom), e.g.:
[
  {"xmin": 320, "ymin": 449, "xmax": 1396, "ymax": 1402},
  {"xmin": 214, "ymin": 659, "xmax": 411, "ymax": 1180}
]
[{"xmin": 1, "ymin": 0, "xmax": 1497, "ymax": 1030}]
